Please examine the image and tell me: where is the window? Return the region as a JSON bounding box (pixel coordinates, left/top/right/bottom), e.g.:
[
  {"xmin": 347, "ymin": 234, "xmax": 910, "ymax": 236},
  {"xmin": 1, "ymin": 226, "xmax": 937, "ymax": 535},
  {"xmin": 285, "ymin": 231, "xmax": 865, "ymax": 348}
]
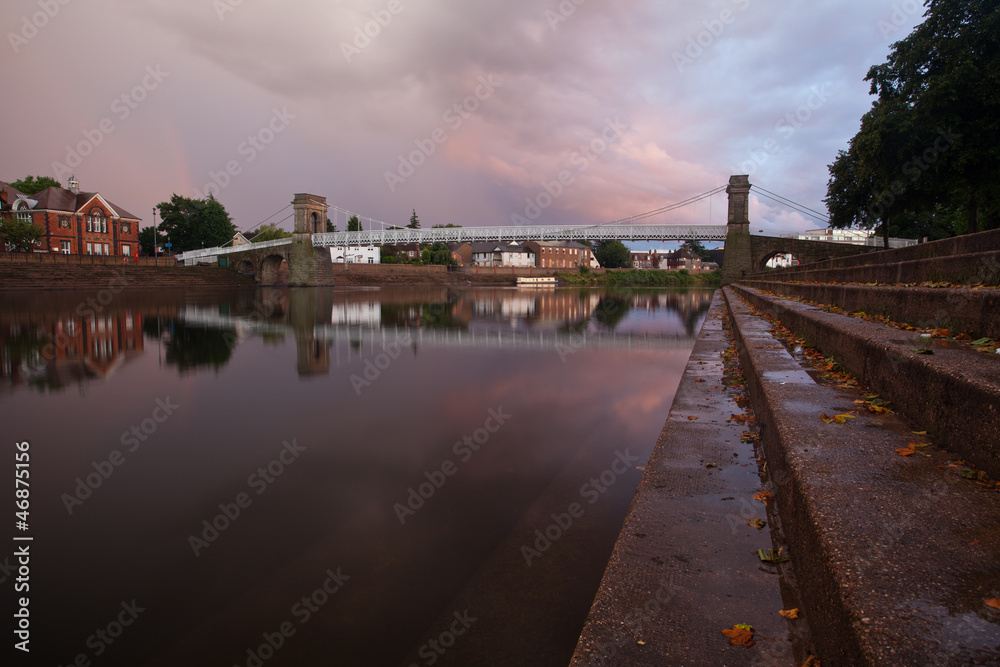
[
  {"xmin": 103, "ymin": 243, "xmax": 110, "ymax": 255},
  {"xmin": 86, "ymin": 242, "xmax": 93, "ymax": 255},
  {"xmin": 17, "ymin": 212, "xmax": 30, "ymax": 223},
  {"xmin": 86, "ymin": 216, "xmax": 92, "ymax": 233},
  {"xmin": 102, "ymin": 218, "xmax": 107, "ymax": 234},
  {"xmin": 122, "ymin": 244, "xmax": 130, "ymax": 257},
  {"xmin": 60, "ymin": 241, "xmax": 71, "ymax": 254}
]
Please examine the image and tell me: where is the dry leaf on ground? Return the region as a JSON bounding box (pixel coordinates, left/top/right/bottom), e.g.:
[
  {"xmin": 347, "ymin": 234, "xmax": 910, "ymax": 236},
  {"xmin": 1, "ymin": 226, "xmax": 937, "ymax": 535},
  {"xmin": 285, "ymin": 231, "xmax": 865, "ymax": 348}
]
[
  {"xmin": 779, "ymin": 608, "xmax": 800, "ymax": 619},
  {"xmin": 754, "ymin": 490, "xmax": 774, "ymax": 503},
  {"xmin": 721, "ymin": 624, "xmax": 755, "ymax": 647}
]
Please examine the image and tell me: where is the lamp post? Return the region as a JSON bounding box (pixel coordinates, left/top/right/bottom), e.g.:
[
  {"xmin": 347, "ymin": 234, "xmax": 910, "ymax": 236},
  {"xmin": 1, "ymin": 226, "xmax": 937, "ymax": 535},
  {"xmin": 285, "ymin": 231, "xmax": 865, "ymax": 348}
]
[{"xmin": 152, "ymin": 206, "xmax": 159, "ymax": 262}]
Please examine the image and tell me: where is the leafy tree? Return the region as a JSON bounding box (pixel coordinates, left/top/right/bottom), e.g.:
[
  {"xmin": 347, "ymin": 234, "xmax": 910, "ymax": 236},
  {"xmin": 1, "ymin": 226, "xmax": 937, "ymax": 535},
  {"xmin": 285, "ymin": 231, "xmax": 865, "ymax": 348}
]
[
  {"xmin": 154, "ymin": 194, "xmax": 236, "ymax": 252},
  {"xmin": 138, "ymin": 226, "xmax": 167, "ymax": 255},
  {"xmin": 425, "ymin": 242, "xmax": 456, "ymax": 266},
  {"xmin": 247, "ymin": 223, "xmax": 292, "ymax": 242},
  {"xmin": 347, "ymin": 215, "xmax": 362, "ymax": 232},
  {"xmin": 0, "ymin": 215, "xmax": 43, "ymax": 251},
  {"xmin": 9, "ymin": 175, "xmax": 60, "ymax": 195},
  {"xmin": 593, "ymin": 240, "xmax": 632, "ymax": 268},
  {"xmin": 407, "ymin": 209, "xmax": 421, "ymax": 229},
  {"xmin": 826, "ymin": 0, "xmax": 1000, "ymax": 238},
  {"xmin": 326, "ymin": 218, "xmax": 337, "ymax": 233},
  {"xmin": 432, "ymin": 223, "xmax": 461, "ymax": 228},
  {"xmin": 683, "ymin": 240, "xmax": 712, "ymax": 260}
]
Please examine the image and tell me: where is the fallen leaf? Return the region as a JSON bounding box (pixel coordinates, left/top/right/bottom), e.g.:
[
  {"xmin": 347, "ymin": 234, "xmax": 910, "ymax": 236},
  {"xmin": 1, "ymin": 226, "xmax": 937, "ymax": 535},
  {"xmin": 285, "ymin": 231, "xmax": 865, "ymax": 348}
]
[
  {"xmin": 779, "ymin": 608, "xmax": 800, "ymax": 619},
  {"xmin": 985, "ymin": 599, "xmax": 1000, "ymax": 610},
  {"xmin": 896, "ymin": 443, "xmax": 916, "ymax": 456},
  {"xmin": 754, "ymin": 490, "xmax": 774, "ymax": 503},
  {"xmin": 972, "ymin": 337, "xmax": 992, "ymax": 346},
  {"xmin": 758, "ymin": 548, "xmax": 790, "ymax": 564},
  {"xmin": 748, "ymin": 517, "xmax": 766, "ymax": 530},
  {"xmin": 706, "ymin": 463, "xmax": 718, "ymax": 468},
  {"xmin": 721, "ymin": 624, "xmax": 755, "ymax": 647},
  {"xmin": 637, "ymin": 640, "xmax": 646, "ymax": 645},
  {"xmin": 801, "ymin": 657, "xmax": 820, "ymax": 667},
  {"xmin": 687, "ymin": 416, "xmax": 699, "ymax": 420},
  {"xmin": 730, "ymin": 413, "xmax": 747, "ymax": 424},
  {"xmin": 694, "ymin": 378, "xmax": 706, "ymax": 383},
  {"xmin": 820, "ymin": 414, "xmax": 834, "ymax": 424},
  {"xmin": 914, "ymin": 348, "xmax": 934, "ymax": 355}
]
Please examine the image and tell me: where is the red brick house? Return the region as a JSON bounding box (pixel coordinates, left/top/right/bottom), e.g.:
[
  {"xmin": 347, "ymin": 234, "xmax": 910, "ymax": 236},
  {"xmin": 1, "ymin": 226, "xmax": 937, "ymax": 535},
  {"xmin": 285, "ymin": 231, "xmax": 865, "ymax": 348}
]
[
  {"xmin": 1, "ymin": 176, "xmax": 141, "ymax": 257},
  {"xmin": 523, "ymin": 241, "xmax": 592, "ymax": 269}
]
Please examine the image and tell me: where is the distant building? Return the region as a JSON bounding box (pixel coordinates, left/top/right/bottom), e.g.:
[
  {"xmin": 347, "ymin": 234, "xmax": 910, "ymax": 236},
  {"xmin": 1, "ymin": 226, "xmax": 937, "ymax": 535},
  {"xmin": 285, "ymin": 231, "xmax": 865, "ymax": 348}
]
[
  {"xmin": 385, "ymin": 243, "xmax": 422, "ymax": 261},
  {"xmin": 330, "ymin": 245, "xmax": 379, "ymax": 264},
  {"xmin": 779, "ymin": 228, "xmax": 916, "ymax": 247},
  {"xmin": 448, "ymin": 242, "xmax": 472, "ymax": 266},
  {"xmin": 523, "ymin": 241, "xmax": 592, "ymax": 269},
  {"xmin": 0, "ymin": 176, "xmax": 140, "ymax": 257},
  {"xmin": 231, "ymin": 231, "xmax": 252, "ymax": 247},
  {"xmin": 470, "ymin": 241, "xmax": 535, "ymax": 267}
]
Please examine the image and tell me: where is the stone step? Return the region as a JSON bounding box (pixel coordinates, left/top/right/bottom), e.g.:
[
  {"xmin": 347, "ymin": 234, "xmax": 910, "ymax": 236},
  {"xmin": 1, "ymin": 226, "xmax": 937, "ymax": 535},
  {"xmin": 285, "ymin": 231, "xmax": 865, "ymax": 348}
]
[
  {"xmin": 724, "ymin": 286, "xmax": 1000, "ymax": 665},
  {"xmin": 742, "ymin": 280, "xmax": 1000, "ymax": 341},
  {"xmin": 730, "ymin": 284, "xmax": 1000, "ymax": 480}
]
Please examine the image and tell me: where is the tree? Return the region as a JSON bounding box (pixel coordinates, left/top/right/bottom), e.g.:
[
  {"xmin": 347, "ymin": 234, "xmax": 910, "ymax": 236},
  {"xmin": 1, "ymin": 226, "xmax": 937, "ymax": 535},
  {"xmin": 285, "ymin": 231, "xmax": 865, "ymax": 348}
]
[
  {"xmin": 247, "ymin": 223, "xmax": 292, "ymax": 243},
  {"xmin": 326, "ymin": 218, "xmax": 337, "ymax": 233},
  {"xmin": 138, "ymin": 226, "xmax": 166, "ymax": 256},
  {"xmin": 432, "ymin": 223, "xmax": 461, "ymax": 228},
  {"xmin": 155, "ymin": 194, "xmax": 236, "ymax": 252},
  {"xmin": 683, "ymin": 239, "xmax": 712, "ymax": 260},
  {"xmin": 9, "ymin": 175, "xmax": 60, "ymax": 195},
  {"xmin": 826, "ymin": 0, "xmax": 1000, "ymax": 238},
  {"xmin": 593, "ymin": 240, "xmax": 632, "ymax": 268},
  {"xmin": 407, "ymin": 209, "xmax": 421, "ymax": 229},
  {"xmin": 347, "ymin": 215, "xmax": 362, "ymax": 232},
  {"xmin": 0, "ymin": 215, "xmax": 43, "ymax": 252}
]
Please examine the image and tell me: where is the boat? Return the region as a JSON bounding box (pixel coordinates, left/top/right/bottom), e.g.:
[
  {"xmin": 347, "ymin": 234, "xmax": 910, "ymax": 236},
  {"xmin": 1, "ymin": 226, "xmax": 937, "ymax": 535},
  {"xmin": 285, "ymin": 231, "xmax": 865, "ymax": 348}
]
[{"xmin": 516, "ymin": 276, "xmax": 557, "ymax": 287}]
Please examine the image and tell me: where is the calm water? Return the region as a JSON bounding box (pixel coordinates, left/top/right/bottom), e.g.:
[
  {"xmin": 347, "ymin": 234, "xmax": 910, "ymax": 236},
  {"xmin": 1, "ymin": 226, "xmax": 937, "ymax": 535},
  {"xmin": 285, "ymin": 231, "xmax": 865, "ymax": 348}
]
[{"xmin": 0, "ymin": 285, "xmax": 713, "ymax": 667}]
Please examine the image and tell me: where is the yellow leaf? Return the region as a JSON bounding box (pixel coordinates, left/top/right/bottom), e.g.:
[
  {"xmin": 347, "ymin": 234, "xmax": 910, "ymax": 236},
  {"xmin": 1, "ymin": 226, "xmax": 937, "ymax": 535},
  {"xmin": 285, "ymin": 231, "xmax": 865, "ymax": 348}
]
[
  {"xmin": 779, "ymin": 608, "xmax": 800, "ymax": 619},
  {"xmin": 687, "ymin": 415, "xmax": 699, "ymax": 420},
  {"xmin": 754, "ymin": 490, "xmax": 774, "ymax": 503},
  {"xmin": 896, "ymin": 443, "xmax": 916, "ymax": 456},
  {"xmin": 748, "ymin": 517, "xmax": 766, "ymax": 530},
  {"xmin": 985, "ymin": 599, "xmax": 1000, "ymax": 610}
]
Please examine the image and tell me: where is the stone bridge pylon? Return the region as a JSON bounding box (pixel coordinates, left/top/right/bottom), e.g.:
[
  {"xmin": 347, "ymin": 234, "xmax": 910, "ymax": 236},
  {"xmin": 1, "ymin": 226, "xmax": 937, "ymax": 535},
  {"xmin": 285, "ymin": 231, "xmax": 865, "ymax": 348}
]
[{"xmin": 720, "ymin": 175, "xmax": 876, "ymax": 285}]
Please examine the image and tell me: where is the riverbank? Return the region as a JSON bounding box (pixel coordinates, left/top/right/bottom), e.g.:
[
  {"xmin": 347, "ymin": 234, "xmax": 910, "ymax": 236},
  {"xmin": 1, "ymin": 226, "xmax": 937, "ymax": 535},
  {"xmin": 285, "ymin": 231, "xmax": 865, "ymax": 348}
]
[{"xmin": 558, "ymin": 268, "xmax": 721, "ymax": 287}]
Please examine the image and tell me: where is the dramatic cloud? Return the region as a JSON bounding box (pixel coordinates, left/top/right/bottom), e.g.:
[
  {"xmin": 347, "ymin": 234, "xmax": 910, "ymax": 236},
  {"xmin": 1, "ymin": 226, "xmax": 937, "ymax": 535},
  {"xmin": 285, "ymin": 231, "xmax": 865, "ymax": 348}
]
[{"xmin": 4, "ymin": 0, "xmax": 925, "ymax": 234}]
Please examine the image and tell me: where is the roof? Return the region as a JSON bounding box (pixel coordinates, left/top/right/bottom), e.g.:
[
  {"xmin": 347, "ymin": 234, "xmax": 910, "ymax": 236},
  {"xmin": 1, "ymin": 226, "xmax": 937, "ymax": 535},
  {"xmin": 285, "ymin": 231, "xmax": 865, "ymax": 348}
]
[
  {"xmin": 469, "ymin": 241, "xmax": 532, "ymax": 254},
  {"xmin": 0, "ymin": 181, "xmax": 27, "ymax": 209},
  {"xmin": 29, "ymin": 186, "xmax": 141, "ymax": 221}
]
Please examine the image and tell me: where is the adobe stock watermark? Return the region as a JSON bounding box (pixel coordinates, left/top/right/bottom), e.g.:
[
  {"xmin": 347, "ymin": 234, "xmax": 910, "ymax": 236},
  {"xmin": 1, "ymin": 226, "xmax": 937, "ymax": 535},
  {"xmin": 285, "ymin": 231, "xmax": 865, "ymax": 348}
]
[
  {"xmin": 877, "ymin": 0, "xmax": 922, "ymax": 39},
  {"xmin": 221, "ymin": 289, "xmax": 289, "ymax": 352},
  {"xmin": 213, "ymin": 0, "xmax": 248, "ymax": 22},
  {"xmin": 187, "ymin": 439, "xmax": 306, "ymax": 556},
  {"xmin": 60, "ymin": 397, "xmax": 180, "ymax": 515},
  {"xmin": 341, "ymin": 0, "xmax": 417, "ymax": 63},
  {"xmin": 735, "ymin": 82, "xmax": 834, "ymax": 176},
  {"xmin": 545, "ymin": 0, "xmax": 588, "ymax": 31},
  {"xmin": 194, "ymin": 106, "xmax": 296, "ymax": 199},
  {"xmin": 384, "ymin": 74, "xmax": 503, "ymax": 192},
  {"xmin": 232, "ymin": 566, "xmax": 349, "ymax": 667},
  {"xmin": 581, "ymin": 578, "xmax": 680, "ymax": 666},
  {"xmin": 8, "ymin": 0, "xmax": 73, "ymax": 54},
  {"xmin": 348, "ymin": 331, "xmax": 413, "ymax": 396},
  {"xmin": 393, "ymin": 407, "xmax": 512, "ymax": 524},
  {"xmin": 673, "ymin": 0, "xmax": 751, "ymax": 73},
  {"xmin": 407, "ymin": 610, "xmax": 477, "ymax": 666},
  {"xmin": 55, "ymin": 599, "xmax": 145, "ymax": 666},
  {"xmin": 866, "ymin": 128, "xmax": 959, "ymax": 220},
  {"xmin": 510, "ymin": 117, "xmax": 629, "ymax": 225},
  {"xmin": 51, "ymin": 65, "xmax": 170, "ymax": 182},
  {"xmin": 521, "ymin": 449, "xmax": 639, "ymax": 566}
]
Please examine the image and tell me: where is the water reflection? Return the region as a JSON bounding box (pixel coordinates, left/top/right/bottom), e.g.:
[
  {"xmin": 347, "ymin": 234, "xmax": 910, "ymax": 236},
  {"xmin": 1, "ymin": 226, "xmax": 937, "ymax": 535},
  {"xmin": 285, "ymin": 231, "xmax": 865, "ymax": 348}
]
[
  {"xmin": 1, "ymin": 287, "xmax": 713, "ymax": 388},
  {"xmin": 0, "ymin": 285, "xmax": 713, "ymax": 667}
]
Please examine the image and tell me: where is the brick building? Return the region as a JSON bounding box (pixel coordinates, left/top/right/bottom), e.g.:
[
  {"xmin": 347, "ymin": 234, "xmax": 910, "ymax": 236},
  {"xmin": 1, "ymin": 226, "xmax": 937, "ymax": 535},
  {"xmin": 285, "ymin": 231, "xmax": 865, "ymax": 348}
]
[
  {"xmin": 523, "ymin": 241, "xmax": 592, "ymax": 269},
  {"xmin": 1, "ymin": 176, "xmax": 140, "ymax": 257}
]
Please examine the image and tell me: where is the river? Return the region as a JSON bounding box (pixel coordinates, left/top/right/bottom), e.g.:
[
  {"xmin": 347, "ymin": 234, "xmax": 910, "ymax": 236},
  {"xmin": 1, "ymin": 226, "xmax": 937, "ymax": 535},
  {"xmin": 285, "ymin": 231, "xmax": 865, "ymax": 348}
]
[{"xmin": 0, "ymin": 285, "xmax": 714, "ymax": 666}]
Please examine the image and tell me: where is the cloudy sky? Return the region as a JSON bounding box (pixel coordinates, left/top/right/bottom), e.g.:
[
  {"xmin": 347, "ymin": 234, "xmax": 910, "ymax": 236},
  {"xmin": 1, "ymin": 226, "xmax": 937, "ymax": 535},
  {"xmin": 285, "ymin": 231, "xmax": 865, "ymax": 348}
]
[{"xmin": 3, "ymin": 0, "xmax": 925, "ymax": 237}]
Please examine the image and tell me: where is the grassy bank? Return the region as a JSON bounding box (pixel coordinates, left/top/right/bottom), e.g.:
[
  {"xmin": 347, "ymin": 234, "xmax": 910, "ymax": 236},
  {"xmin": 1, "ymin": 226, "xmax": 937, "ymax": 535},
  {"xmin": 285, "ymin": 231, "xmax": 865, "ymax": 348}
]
[{"xmin": 558, "ymin": 268, "xmax": 721, "ymax": 287}]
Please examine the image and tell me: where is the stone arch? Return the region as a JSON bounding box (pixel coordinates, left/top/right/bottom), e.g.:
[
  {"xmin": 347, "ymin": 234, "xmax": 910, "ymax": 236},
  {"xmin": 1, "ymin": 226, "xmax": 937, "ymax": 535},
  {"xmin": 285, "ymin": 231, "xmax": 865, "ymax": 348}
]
[
  {"xmin": 261, "ymin": 254, "xmax": 289, "ymax": 284},
  {"xmin": 310, "ymin": 211, "xmax": 321, "ymax": 234},
  {"xmin": 758, "ymin": 250, "xmax": 803, "ymax": 272},
  {"xmin": 235, "ymin": 259, "xmax": 254, "ymax": 275}
]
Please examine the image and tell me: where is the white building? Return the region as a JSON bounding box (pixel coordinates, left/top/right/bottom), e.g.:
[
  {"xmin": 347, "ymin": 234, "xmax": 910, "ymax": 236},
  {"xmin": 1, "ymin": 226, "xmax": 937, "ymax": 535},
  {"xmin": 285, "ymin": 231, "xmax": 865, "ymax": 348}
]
[
  {"xmin": 330, "ymin": 246, "xmax": 380, "ymax": 264},
  {"xmin": 470, "ymin": 241, "xmax": 534, "ymax": 267}
]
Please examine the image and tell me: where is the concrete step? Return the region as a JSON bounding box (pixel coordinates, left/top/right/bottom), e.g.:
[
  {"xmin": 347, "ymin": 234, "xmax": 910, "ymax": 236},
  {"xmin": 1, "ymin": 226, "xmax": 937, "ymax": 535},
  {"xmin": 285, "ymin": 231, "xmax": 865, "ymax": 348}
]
[
  {"xmin": 730, "ymin": 284, "xmax": 1000, "ymax": 480},
  {"xmin": 572, "ymin": 292, "xmax": 814, "ymax": 666},
  {"xmin": 742, "ymin": 280, "xmax": 1000, "ymax": 341},
  {"xmin": 724, "ymin": 287, "xmax": 1000, "ymax": 665}
]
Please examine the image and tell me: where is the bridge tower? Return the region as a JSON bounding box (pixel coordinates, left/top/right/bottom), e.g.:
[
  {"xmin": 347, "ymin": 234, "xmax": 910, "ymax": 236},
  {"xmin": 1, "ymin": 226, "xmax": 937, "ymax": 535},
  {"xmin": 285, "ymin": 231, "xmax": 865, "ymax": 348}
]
[
  {"xmin": 289, "ymin": 193, "xmax": 334, "ymax": 286},
  {"xmin": 720, "ymin": 175, "xmax": 753, "ymax": 285}
]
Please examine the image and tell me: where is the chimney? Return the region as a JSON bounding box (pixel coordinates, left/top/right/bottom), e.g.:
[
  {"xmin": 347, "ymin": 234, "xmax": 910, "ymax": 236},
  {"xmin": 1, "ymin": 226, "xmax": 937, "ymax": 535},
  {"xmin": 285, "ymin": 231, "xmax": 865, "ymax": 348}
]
[{"xmin": 68, "ymin": 175, "xmax": 79, "ymax": 195}]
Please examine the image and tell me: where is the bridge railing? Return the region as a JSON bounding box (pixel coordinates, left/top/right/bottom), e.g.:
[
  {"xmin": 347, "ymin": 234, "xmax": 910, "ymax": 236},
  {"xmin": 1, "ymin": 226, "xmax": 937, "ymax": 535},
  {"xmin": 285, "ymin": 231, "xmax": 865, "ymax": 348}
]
[
  {"xmin": 176, "ymin": 237, "xmax": 293, "ymax": 263},
  {"xmin": 312, "ymin": 224, "xmax": 728, "ymax": 247}
]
